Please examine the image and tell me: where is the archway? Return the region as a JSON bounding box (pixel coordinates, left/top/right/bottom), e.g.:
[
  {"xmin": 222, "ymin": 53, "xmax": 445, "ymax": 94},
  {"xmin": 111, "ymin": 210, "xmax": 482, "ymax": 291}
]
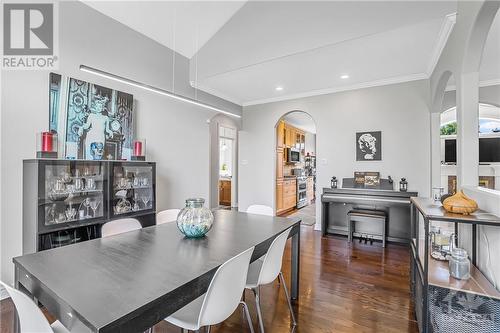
[{"xmin": 274, "ymin": 111, "xmax": 317, "ymax": 225}]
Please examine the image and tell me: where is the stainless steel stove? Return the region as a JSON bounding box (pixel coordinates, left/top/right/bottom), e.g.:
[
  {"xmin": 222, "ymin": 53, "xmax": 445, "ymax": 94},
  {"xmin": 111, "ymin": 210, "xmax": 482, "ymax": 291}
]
[{"xmin": 296, "ymin": 176, "xmax": 308, "ymax": 209}]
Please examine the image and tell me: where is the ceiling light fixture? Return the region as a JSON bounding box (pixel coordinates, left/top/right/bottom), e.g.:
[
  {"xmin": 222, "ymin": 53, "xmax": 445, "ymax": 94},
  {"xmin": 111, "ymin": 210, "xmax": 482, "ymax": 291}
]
[
  {"xmin": 275, "ymin": 86, "xmax": 284, "ymax": 91},
  {"xmin": 79, "ymin": 65, "xmax": 241, "ymax": 119},
  {"xmin": 340, "ymin": 74, "xmax": 350, "ymax": 79}
]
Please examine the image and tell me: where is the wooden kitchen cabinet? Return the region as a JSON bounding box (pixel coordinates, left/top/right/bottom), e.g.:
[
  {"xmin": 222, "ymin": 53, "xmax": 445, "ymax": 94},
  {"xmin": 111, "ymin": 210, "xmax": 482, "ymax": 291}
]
[
  {"xmin": 277, "ymin": 121, "xmax": 285, "ymax": 149},
  {"xmin": 276, "ymin": 179, "xmax": 284, "ymax": 212},
  {"xmin": 283, "ymin": 179, "xmax": 297, "ymax": 210},
  {"xmin": 276, "ymin": 148, "xmax": 284, "ymax": 179},
  {"xmin": 219, "ymin": 179, "xmax": 231, "ymax": 206}
]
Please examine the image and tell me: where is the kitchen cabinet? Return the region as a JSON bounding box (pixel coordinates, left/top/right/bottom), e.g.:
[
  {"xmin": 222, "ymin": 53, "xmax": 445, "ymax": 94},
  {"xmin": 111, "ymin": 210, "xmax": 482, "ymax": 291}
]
[
  {"xmin": 277, "ymin": 121, "xmax": 285, "ymax": 149},
  {"xmin": 219, "ymin": 179, "xmax": 231, "ymax": 206},
  {"xmin": 276, "ymin": 148, "xmax": 284, "ymax": 179},
  {"xmin": 283, "ymin": 179, "xmax": 297, "ymax": 211},
  {"xmin": 276, "ymin": 180, "xmax": 284, "ymax": 212}
]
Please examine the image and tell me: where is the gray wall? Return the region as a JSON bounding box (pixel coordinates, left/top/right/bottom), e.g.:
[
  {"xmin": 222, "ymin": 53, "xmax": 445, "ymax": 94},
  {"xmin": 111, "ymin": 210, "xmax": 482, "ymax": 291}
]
[
  {"xmin": 239, "ymin": 80, "xmax": 431, "ymax": 226},
  {"xmin": 0, "ymin": 1, "xmax": 240, "ymax": 285}
]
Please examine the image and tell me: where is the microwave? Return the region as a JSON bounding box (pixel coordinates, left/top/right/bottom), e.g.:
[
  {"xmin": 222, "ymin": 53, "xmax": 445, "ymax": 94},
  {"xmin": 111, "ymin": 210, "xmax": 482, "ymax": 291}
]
[{"xmin": 286, "ymin": 147, "xmax": 301, "ymax": 163}]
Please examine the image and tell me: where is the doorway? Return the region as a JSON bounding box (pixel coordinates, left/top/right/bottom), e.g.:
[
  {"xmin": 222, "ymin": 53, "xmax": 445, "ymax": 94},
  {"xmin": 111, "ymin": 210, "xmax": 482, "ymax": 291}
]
[
  {"xmin": 218, "ymin": 126, "xmax": 236, "ymax": 207},
  {"xmin": 275, "ymin": 111, "xmax": 317, "ymax": 225}
]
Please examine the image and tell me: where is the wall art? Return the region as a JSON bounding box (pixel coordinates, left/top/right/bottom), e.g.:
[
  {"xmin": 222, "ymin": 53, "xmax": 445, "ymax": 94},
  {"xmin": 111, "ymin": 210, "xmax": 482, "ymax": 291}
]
[{"xmin": 356, "ymin": 131, "xmax": 381, "ymax": 161}]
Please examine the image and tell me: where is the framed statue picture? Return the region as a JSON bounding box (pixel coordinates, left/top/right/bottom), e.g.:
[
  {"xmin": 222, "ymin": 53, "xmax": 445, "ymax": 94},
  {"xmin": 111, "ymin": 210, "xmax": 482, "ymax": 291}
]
[
  {"xmin": 356, "ymin": 131, "xmax": 382, "ymax": 161},
  {"xmin": 61, "ymin": 77, "xmax": 134, "ymax": 160}
]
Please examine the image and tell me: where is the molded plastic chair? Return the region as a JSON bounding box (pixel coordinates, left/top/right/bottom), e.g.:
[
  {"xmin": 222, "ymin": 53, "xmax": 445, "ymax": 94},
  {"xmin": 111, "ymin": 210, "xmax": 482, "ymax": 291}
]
[
  {"xmin": 245, "ymin": 227, "xmax": 296, "ymax": 332},
  {"xmin": 165, "ymin": 247, "xmax": 256, "ymax": 333},
  {"xmin": 0, "ymin": 281, "xmax": 70, "ymax": 333},
  {"xmin": 246, "ymin": 205, "xmax": 274, "ymax": 216},
  {"xmin": 101, "ymin": 218, "xmax": 142, "ymax": 238},
  {"xmin": 156, "ymin": 209, "xmax": 181, "ymax": 225}
]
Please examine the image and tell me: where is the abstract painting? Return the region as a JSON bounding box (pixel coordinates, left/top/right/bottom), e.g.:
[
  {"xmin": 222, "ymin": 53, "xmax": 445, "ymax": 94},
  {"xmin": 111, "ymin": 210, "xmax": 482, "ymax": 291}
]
[
  {"xmin": 64, "ymin": 78, "xmax": 134, "ymax": 160},
  {"xmin": 356, "ymin": 131, "xmax": 381, "ymax": 161}
]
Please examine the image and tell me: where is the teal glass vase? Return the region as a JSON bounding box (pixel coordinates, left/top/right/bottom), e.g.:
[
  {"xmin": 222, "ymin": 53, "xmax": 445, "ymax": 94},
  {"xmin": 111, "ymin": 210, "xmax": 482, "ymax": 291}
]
[{"xmin": 176, "ymin": 198, "xmax": 214, "ymax": 238}]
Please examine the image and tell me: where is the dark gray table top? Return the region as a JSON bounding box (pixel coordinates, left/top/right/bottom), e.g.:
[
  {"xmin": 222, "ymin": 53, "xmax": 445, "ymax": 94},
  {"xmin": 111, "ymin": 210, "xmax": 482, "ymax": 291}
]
[{"xmin": 14, "ymin": 210, "xmax": 300, "ymax": 332}]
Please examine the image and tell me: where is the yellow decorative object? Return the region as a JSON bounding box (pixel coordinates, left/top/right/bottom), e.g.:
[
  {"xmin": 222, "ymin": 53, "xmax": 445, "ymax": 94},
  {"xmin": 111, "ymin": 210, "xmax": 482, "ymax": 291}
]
[{"xmin": 442, "ymin": 190, "xmax": 478, "ymax": 215}]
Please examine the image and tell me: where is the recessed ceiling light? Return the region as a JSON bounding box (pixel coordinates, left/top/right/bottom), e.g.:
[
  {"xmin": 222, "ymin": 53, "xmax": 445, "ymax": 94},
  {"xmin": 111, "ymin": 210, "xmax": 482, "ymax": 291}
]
[
  {"xmin": 275, "ymin": 86, "xmax": 284, "ymax": 91},
  {"xmin": 340, "ymin": 74, "xmax": 349, "ymax": 79}
]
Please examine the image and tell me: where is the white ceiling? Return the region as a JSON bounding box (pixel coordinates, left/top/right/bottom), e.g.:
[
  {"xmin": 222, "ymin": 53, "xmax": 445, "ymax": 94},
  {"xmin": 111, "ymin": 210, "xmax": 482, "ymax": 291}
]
[
  {"xmin": 82, "ymin": 1, "xmax": 246, "ymax": 58},
  {"xmin": 192, "ymin": 1, "xmax": 457, "ymax": 105},
  {"xmin": 81, "ymin": 1, "xmax": 464, "ymax": 106}
]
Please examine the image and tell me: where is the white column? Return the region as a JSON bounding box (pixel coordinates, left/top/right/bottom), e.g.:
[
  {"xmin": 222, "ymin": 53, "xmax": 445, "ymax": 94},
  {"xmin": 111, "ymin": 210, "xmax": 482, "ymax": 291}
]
[
  {"xmin": 456, "ymin": 71, "xmax": 479, "ymax": 188},
  {"xmin": 430, "ymin": 112, "xmax": 442, "ymax": 189}
]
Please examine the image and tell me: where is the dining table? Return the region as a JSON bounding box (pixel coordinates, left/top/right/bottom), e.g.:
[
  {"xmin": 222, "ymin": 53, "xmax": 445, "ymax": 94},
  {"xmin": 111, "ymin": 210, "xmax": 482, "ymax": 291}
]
[{"xmin": 13, "ymin": 210, "xmax": 301, "ymax": 333}]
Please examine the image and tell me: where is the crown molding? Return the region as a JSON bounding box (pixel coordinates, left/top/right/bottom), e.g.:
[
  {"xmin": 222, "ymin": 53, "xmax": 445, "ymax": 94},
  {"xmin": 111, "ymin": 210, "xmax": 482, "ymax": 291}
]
[
  {"xmin": 426, "ymin": 13, "xmax": 457, "ymax": 76},
  {"xmin": 445, "ymin": 78, "xmax": 500, "ymax": 92},
  {"xmin": 242, "ymin": 73, "xmax": 428, "ymax": 107}
]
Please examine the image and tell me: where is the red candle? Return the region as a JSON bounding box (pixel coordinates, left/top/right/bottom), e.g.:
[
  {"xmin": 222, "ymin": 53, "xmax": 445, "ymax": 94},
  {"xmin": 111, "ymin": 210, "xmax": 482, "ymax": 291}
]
[
  {"xmin": 134, "ymin": 141, "xmax": 143, "ymax": 156},
  {"xmin": 41, "ymin": 132, "xmax": 53, "ymax": 152}
]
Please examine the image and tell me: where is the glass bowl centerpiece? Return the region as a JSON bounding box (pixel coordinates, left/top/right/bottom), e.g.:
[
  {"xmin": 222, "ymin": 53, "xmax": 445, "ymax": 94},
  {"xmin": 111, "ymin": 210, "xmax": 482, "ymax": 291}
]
[{"xmin": 176, "ymin": 198, "xmax": 214, "ymax": 238}]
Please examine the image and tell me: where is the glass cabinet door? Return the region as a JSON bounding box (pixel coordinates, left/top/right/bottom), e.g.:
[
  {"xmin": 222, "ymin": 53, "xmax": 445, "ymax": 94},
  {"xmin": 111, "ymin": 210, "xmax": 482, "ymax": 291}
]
[
  {"xmin": 111, "ymin": 163, "xmax": 155, "ymax": 216},
  {"xmin": 41, "ymin": 161, "xmax": 106, "ymax": 229}
]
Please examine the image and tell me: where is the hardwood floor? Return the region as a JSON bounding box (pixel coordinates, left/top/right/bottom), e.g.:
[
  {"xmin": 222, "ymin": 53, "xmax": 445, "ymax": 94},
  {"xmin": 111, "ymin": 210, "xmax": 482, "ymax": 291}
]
[{"xmin": 0, "ymin": 226, "xmax": 418, "ymax": 333}]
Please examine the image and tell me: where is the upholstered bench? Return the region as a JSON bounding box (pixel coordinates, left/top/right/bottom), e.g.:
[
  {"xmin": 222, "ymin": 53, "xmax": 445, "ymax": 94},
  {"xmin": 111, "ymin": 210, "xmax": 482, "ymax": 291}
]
[{"xmin": 347, "ymin": 209, "xmax": 387, "ymax": 247}]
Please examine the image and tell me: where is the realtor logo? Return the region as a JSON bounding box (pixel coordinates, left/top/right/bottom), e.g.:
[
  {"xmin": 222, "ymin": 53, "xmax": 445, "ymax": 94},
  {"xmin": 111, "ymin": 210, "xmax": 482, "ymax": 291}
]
[{"xmin": 2, "ymin": 2, "xmax": 58, "ymax": 69}]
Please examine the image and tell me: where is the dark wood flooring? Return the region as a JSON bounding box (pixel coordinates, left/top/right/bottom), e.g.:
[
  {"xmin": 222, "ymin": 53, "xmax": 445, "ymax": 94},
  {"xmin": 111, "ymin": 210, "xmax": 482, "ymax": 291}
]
[{"xmin": 0, "ymin": 226, "xmax": 418, "ymax": 333}]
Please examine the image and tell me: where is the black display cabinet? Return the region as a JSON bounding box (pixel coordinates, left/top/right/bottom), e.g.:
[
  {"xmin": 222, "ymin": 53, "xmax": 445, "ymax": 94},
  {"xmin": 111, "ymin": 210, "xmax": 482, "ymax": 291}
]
[{"xmin": 23, "ymin": 159, "xmax": 156, "ymax": 253}]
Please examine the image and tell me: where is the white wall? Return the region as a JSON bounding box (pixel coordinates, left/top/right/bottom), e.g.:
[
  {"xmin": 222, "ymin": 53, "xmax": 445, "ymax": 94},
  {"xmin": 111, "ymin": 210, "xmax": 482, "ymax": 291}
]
[
  {"xmin": 430, "ymin": 1, "xmax": 500, "ymax": 289},
  {"xmin": 239, "ymin": 80, "xmax": 431, "ymax": 227},
  {"xmin": 0, "ymin": 1, "xmax": 240, "ymax": 286},
  {"xmin": 305, "ymin": 132, "xmax": 316, "ymax": 155}
]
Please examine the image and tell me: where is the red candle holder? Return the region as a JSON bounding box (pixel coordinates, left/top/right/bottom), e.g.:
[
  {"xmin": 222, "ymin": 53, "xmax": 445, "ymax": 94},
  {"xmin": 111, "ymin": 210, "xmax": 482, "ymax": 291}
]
[
  {"xmin": 36, "ymin": 132, "xmax": 58, "ymax": 158},
  {"xmin": 132, "ymin": 139, "xmax": 146, "ymax": 161}
]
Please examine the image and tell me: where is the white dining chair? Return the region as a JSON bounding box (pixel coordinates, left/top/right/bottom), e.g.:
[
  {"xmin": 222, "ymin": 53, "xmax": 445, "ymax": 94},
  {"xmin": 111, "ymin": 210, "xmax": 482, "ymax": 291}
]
[
  {"xmin": 156, "ymin": 209, "xmax": 181, "ymax": 225},
  {"xmin": 246, "ymin": 205, "xmax": 274, "ymax": 216},
  {"xmin": 245, "ymin": 227, "xmax": 296, "ymax": 333},
  {"xmin": 164, "ymin": 247, "xmax": 256, "ymax": 333},
  {"xmin": 101, "ymin": 218, "xmax": 142, "ymax": 238},
  {"xmin": 0, "ymin": 280, "xmax": 70, "ymax": 333}
]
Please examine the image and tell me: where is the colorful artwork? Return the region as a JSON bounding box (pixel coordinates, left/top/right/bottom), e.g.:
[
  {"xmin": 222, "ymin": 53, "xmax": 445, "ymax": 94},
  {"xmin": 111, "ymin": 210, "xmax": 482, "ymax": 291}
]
[{"xmin": 64, "ymin": 78, "xmax": 134, "ymax": 160}]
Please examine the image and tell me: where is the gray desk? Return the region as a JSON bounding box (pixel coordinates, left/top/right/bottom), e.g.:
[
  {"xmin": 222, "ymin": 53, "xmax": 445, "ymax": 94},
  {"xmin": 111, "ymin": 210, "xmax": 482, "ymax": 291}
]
[
  {"xmin": 13, "ymin": 210, "xmax": 301, "ymax": 333},
  {"xmin": 321, "ymin": 187, "xmax": 417, "ymax": 243}
]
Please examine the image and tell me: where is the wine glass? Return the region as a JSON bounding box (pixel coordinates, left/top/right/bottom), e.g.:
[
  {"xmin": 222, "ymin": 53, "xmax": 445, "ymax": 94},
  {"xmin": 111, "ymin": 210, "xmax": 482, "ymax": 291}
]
[
  {"xmin": 89, "ymin": 199, "xmax": 101, "ymax": 217},
  {"xmin": 141, "ymin": 194, "xmax": 151, "ymax": 209},
  {"xmin": 82, "ymin": 198, "xmax": 91, "ymax": 218},
  {"xmin": 65, "ymin": 206, "xmax": 77, "ymax": 221}
]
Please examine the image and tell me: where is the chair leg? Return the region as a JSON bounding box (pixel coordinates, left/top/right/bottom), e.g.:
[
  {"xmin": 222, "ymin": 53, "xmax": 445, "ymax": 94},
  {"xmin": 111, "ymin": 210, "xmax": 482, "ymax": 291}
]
[
  {"xmin": 252, "ymin": 287, "xmax": 265, "ymax": 333},
  {"xmin": 279, "ymin": 272, "xmax": 297, "ymax": 326},
  {"xmin": 240, "ymin": 301, "xmax": 255, "ymax": 333}
]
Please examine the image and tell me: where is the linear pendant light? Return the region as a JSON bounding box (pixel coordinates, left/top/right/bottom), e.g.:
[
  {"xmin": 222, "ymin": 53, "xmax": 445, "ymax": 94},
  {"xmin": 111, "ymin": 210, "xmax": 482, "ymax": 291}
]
[{"xmin": 79, "ymin": 65, "xmax": 241, "ymax": 118}]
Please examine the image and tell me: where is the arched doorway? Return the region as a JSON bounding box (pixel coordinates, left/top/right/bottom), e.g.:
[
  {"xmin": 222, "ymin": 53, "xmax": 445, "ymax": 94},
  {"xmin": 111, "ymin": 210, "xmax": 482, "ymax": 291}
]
[{"xmin": 274, "ymin": 111, "xmax": 317, "ymax": 225}]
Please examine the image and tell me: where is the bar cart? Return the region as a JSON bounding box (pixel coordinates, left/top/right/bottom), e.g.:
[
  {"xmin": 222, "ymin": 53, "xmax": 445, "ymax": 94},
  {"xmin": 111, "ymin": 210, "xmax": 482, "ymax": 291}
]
[
  {"xmin": 410, "ymin": 197, "xmax": 500, "ymax": 333},
  {"xmin": 23, "ymin": 159, "xmax": 156, "ymax": 253}
]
